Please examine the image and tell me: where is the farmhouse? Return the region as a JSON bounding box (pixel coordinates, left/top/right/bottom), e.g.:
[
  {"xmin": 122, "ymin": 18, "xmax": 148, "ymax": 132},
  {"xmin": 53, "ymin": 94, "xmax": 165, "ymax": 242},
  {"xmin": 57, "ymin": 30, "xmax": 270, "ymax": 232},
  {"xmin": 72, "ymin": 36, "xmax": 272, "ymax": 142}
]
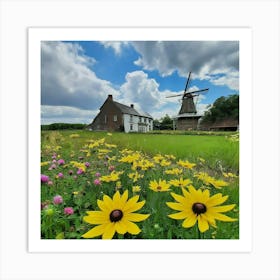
[{"xmin": 88, "ymin": 95, "xmax": 153, "ymax": 133}]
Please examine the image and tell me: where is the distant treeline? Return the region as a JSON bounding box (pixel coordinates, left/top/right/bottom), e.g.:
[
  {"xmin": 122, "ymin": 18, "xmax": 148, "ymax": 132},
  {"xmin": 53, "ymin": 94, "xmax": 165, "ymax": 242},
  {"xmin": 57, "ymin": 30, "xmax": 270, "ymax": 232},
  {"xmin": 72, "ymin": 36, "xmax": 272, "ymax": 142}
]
[{"xmin": 41, "ymin": 123, "xmax": 87, "ymax": 130}]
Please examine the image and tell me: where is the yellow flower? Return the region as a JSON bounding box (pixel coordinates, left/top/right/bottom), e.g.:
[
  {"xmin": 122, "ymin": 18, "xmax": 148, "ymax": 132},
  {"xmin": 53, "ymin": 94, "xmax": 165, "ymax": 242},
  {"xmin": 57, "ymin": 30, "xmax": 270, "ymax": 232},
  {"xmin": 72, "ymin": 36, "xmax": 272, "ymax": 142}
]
[
  {"xmin": 82, "ymin": 190, "xmax": 150, "ymax": 239},
  {"xmin": 159, "ymin": 159, "xmax": 171, "ymax": 167},
  {"xmin": 98, "ymin": 149, "xmax": 111, "ymax": 154},
  {"xmin": 149, "ymin": 179, "xmax": 171, "ymax": 192},
  {"xmin": 165, "ymin": 168, "xmax": 183, "ymax": 175},
  {"xmin": 166, "ymin": 185, "xmax": 237, "ymax": 233},
  {"xmin": 70, "ymin": 161, "xmax": 86, "ymax": 172},
  {"xmin": 132, "ymin": 159, "xmax": 155, "ymax": 171},
  {"xmin": 128, "ymin": 171, "xmax": 144, "ymax": 183},
  {"xmin": 165, "ymin": 154, "xmax": 176, "ymax": 160},
  {"xmin": 223, "ymin": 172, "xmax": 238, "ymax": 178},
  {"xmin": 132, "ymin": 186, "xmax": 141, "ymax": 193},
  {"xmin": 153, "ymin": 154, "xmax": 165, "ymax": 163},
  {"xmin": 107, "ymin": 133, "xmax": 112, "ymax": 136},
  {"xmin": 177, "ymin": 159, "xmax": 196, "ymax": 169},
  {"xmin": 169, "ymin": 177, "xmax": 192, "ymax": 188},
  {"xmin": 69, "ymin": 134, "xmax": 80, "ymax": 138},
  {"xmin": 208, "ymin": 179, "xmax": 229, "ymax": 189},
  {"xmin": 105, "ymin": 143, "xmax": 117, "ymax": 148},
  {"xmin": 119, "ymin": 153, "xmax": 141, "ymax": 164},
  {"xmin": 40, "ymin": 161, "xmax": 50, "ymax": 167},
  {"xmin": 194, "ymin": 172, "xmax": 229, "ymax": 189},
  {"xmin": 100, "ymin": 171, "xmax": 123, "ymax": 183},
  {"xmin": 198, "ymin": 157, "xmax": 205, "ymax": 163}
]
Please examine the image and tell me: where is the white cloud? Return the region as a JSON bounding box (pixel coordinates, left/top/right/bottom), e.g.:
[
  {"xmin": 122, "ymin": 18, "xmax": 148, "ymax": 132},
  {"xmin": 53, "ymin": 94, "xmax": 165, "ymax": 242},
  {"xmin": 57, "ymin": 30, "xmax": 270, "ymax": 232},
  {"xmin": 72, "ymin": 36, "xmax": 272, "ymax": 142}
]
[
  {"xmin": 101, "ymin": 41, "xmax": 129, "ymax": 55},
  {"xmin": 132, "ymin": 41, "xmax": 239, "ymax": 90},
  {"xmin": 41, "ymin": 41, "xmax": 120, "ymax": 110},
  {"xmin": 41, "ymin": 105, "xmax": 97, "ymax": 124},
  {"xmin": 118, "ymin": 70, "xmax": 209, "ymax": 119},
  {"xmin": 119, "ymin": 71, "xmax": 166, "ymax": 112}
]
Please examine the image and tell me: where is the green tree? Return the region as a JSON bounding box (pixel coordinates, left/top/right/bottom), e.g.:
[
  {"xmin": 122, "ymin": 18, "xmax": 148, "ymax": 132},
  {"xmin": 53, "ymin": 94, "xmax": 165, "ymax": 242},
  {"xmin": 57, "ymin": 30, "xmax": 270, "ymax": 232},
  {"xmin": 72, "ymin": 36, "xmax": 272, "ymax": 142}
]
[
  {"xmin": 201, "ymin": 94, "xmax": 239, "ymax": 124},
  {"xmin": 160, "ymin": 114, "xmax": 173, "ymax": 130}
]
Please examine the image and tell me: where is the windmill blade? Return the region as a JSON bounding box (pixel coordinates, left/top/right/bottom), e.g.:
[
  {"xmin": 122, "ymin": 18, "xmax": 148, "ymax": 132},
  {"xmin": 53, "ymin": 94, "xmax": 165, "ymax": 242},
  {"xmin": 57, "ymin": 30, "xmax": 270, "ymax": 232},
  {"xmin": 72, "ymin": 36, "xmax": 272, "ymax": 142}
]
[
  {"xmin": 186, "ymin": 88, "xmax": 209, "ymax": 95},
  {"xmin": 184, "ymin": 72, "xmax": 192, "ymax": 93},
  {"xmin": 166, "ymin": 93, "xmax": 184, "ymax": 98}
]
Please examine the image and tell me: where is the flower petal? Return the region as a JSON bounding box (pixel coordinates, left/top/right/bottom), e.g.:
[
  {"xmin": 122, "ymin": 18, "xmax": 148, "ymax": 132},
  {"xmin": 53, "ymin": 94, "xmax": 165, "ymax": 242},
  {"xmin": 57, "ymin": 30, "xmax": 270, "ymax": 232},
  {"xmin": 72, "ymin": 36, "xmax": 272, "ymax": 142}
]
[
  {"xmin": 102, "ymin": 223, "xmax": 116, "ymax": 239},
  {"xmin": 211, "ymin": 204, "xmax": 236, "ymax": 213},
  {"xmin": 170, "ymin": 192, "xmax": 186, "ymax": 204},
  {"xmin": 82, "ymin": 224, "xmax": 107, "ymax": 239},
  {"xmin": 168, "ymin": 211, "xmax": 188, "ymax": 220},
  {"xmin": 166, "ymin": 202, "xmax": 186, "ymax": 211},
  {"xmin": 123, "ymin": 199, "xmax": 145, "ymax": 213},
  {"xmin": 115, "ymin": 220, "xmax": 127, "ymax": 234},
  {"xmin": 83, "ymin": 211, "xmax": 108, "ymax": 225},
  {"xmin": 209, "ymin": 211, "xmax": 237, "ymax": 222},
  {"xmin": 182, "ymin": 214, "xmax": 197, "ymax": 228},
  {"xmin": 197, "ymin": 215, "xmax": 209, "ymax": 233},
  {"xmin": 125, "ymin": 220, "xmax": 141, "ymax": 235},
  {"xmin": 207, "ymin": 194, "xmax": 228, "ymax": 207},
  {"xmin": 125, "ymin": 213, "xmax": 150, "ymax": 222}
]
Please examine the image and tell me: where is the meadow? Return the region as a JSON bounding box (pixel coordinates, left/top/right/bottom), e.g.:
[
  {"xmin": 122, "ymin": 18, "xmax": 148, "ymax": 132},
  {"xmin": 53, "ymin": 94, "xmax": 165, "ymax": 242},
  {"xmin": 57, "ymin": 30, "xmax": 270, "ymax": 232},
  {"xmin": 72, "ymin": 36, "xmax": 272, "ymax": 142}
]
[{"xmin": 40, "ymin": 130, "xmax": 239, "ymax": 240}]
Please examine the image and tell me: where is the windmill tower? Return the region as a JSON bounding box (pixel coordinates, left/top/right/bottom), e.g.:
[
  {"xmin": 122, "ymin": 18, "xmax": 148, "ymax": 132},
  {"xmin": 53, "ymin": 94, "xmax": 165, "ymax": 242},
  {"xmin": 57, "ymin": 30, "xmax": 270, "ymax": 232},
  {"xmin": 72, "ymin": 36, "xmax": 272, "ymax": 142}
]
[{"xmin": 166, "ymin": 72, "xmax": 209, "ymax": 130}]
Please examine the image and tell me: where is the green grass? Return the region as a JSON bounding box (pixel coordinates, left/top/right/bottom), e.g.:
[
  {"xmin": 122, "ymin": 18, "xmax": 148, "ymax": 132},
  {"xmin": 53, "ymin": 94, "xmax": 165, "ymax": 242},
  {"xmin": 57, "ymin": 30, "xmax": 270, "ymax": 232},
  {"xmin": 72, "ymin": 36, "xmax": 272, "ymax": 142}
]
[
  {"xmin": 42, "ymin": 130, "xmax": 239, "ymax": 173},
  {"xmin": 40, "ymin": 130, "xmax": 239, "ymax": 239}
]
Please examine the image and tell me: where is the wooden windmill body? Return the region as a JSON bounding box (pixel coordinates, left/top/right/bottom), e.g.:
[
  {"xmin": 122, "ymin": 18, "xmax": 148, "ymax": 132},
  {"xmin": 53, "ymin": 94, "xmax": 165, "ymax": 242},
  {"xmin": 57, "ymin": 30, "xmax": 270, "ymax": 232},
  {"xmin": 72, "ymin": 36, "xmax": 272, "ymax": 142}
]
[{"xmin": 166, "ymin": 72, "xmax": 209, "ymax": 130}]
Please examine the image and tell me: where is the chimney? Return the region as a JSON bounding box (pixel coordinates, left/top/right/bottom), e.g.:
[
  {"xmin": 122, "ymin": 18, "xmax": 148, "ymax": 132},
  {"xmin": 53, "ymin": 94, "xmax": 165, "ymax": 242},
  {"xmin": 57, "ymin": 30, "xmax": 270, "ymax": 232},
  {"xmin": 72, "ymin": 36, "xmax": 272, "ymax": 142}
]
[
  {"xmin": 130, "ymin": 104, "xmax": 134, "ymax": 108},
  {"xmin": 108, "ymin": 94, "xmax": 113, "ymax": 101}
]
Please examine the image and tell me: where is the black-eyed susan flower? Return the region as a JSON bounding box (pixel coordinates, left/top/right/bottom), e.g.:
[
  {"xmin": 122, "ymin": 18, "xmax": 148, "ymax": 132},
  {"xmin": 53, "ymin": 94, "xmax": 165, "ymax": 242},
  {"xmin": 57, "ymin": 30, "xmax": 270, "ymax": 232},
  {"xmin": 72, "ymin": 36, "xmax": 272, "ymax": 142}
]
[
  {"xmin": 149, "ymin": 179, "xmax": 171, "ymax": 192},
  {"xmin": 169, "ymin": 177, "xmax": 192, "ymax": 188},
  {"xmin": 177, "ymin": 159, "xmax": 196, "ymax": 169},
  {"xmin": 166, "ymin": 185, "xmax": 237, "ymax": 233},
  {"xmin": 82, "ymin": 190, "xmax": 150, "ymax": 239},
  {"xmin": 165, "ymin": 168, "xmax": 183, "ymax": 175}
]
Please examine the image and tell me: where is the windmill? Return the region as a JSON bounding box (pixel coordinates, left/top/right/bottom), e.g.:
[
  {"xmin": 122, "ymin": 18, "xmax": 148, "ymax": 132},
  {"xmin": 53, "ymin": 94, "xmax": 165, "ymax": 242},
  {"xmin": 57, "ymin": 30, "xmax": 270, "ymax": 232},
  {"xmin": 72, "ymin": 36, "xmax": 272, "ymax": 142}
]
[
  {"xmin": 166, "ymin": 72, "xmax": 209, "ymax": 130},
  {"xmin": 166, "ymin": 71, "xmax": 209, "ymax": 114}
]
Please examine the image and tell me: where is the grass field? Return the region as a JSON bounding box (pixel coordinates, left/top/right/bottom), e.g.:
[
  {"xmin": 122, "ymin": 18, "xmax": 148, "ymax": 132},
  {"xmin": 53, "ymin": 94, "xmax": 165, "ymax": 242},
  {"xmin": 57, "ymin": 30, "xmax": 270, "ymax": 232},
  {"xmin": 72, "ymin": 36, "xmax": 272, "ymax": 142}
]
[{"xmin": 40, "ymin": 130, "xmax": 239, "ymax": 240}]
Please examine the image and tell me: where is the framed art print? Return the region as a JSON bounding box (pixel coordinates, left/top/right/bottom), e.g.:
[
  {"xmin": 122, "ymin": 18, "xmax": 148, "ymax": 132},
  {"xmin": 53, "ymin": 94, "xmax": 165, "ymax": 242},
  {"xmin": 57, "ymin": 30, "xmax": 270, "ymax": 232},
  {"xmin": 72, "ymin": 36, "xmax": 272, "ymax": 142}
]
[{"xmin": 28, "ymin": 27, "xmax": 252, "ymax": 253}]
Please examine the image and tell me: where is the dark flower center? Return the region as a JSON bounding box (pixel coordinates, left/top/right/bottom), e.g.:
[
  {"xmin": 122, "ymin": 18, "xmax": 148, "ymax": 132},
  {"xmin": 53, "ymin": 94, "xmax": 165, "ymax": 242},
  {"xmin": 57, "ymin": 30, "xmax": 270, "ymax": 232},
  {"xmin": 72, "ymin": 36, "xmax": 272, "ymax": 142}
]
[
  {"xmin": 110, "ymin": 209, "xmax": 123, "ymax": 222},
  {"xmin": 157, "ymin": 186, "xmax": 162, "ymax": 190},
  {"xmin": 192, "ymin": 203, "xmax": 207, "ymax": 215}
]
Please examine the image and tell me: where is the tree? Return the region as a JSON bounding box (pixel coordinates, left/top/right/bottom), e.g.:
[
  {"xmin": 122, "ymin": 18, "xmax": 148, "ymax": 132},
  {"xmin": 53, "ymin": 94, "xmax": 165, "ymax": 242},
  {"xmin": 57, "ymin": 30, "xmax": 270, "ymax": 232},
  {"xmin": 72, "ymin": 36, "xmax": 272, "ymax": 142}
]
[
  {"xmin": 160, "ymin": 114, "xmax": 173, "ymax": 130},
  {"xmin": 201, "ymin": 94, "xmax": 239, "ymax": 125},
  {"xmin": 152, "ymin": 114, "xmax": 174, "ymax": 130}
]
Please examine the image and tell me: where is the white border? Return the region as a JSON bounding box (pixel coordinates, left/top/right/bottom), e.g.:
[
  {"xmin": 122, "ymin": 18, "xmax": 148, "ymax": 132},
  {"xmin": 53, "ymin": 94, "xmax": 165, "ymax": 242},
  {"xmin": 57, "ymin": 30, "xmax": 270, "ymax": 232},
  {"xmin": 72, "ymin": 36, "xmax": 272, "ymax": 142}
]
[
  {"xmin": 1, "ymin": 1, "xmax": 279, "ymax": 279},
  {"xmin": 28, "ymin": 27, "xmax": 252, "ymax": 253}
]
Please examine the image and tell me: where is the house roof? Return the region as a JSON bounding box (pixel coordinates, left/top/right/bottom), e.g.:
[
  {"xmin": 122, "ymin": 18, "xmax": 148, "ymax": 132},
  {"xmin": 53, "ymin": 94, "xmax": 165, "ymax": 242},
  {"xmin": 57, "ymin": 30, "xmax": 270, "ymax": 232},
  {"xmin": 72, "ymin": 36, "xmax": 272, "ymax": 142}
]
[{"xmin": 114, "ymin": 101, "xmax": 153, "ymax": 119}]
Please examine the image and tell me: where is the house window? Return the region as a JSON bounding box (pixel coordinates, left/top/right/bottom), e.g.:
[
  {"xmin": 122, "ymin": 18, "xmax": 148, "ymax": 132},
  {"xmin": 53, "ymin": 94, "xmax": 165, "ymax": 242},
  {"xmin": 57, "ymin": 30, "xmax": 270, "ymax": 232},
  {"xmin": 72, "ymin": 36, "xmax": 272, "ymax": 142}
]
[
  {"xmin": 144, "ymin": 118, "xmax": 147, "ymax": 123},
  {"xmin": 104, "ymin": 115, "xmax": 107, "ymax": 123},
  {"xmin": 113, "ymin": 115, "xmax": 117, "ymax": 122},
  {"xmin": 130, "ymin": 124, "xmax": 133, "ymax": 131},
  {"xmin": 130, "ymin": 115, "xmax": 133, "ymax": 122},
  {"xmin": 139, "ymin": 117, "xmax": 142, "ymax": 122}
]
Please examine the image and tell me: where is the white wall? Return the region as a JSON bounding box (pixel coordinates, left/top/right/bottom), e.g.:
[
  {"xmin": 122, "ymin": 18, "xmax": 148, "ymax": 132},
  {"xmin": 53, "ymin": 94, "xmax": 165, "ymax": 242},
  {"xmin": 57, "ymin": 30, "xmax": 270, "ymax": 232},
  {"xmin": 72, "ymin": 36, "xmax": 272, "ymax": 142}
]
[{"xmin": 123, "ymin": 114, "xmax": 153, "ymax": 133}]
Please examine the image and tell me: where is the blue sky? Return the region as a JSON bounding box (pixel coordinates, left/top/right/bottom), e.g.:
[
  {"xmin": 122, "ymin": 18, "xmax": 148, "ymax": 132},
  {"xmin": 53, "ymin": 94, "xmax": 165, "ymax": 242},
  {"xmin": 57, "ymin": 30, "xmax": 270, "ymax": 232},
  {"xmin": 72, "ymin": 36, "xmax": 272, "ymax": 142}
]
[{"xmin": 41, "ymin": 41, "xmax": 239, "ymax": 124}]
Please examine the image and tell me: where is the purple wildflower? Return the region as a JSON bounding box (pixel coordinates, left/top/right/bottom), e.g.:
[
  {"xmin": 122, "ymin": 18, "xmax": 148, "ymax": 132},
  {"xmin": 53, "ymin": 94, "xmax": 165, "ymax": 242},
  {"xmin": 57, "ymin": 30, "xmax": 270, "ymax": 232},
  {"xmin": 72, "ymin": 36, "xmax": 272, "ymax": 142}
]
[
  {"xmin": 53, "ymin": 195, "xmax": 63, "ymax": 205},
  {"xmin": 64, "ymin": 207, "xmax": 74, "ymax": 215},
  {"xmin": 41, "ymin": 174, "xmax": 49, "ymax": 183},
  {"xmin": 57, "ymin": 159, "xmax": 65, "ymax": 165},
  {"xmin": 93, "ymin": 179, "xmax": 101, "ymax": 186}
]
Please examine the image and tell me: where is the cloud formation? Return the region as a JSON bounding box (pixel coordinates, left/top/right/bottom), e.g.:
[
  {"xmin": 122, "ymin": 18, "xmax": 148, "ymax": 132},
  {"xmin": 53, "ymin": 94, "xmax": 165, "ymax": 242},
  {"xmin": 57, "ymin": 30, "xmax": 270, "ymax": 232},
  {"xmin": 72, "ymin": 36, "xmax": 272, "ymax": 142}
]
[
  {"xmin": 41, "ymin": 105, "xmax": 97, "ymax": 124},
  {"xmin": 132, "ymin": 41, "xmax": 239, "ymax": 90},
  {"xmin": 41, "ymin": 41, "xmax": 119, "ymax": 110}
]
